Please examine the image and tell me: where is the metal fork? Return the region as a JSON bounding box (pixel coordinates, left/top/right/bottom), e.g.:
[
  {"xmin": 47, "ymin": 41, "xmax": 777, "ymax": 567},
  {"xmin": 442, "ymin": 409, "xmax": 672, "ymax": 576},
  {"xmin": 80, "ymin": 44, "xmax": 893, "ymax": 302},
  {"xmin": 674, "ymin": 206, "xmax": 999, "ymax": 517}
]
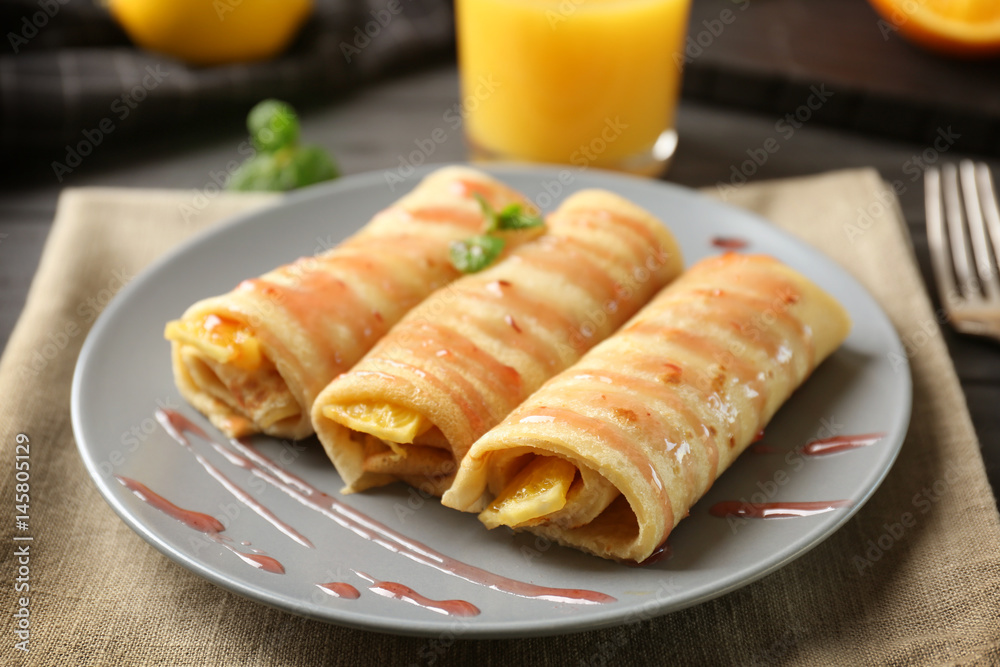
[{"xmin": 925, "ymin": 160, "xmax": 1000, "ymax": 342}]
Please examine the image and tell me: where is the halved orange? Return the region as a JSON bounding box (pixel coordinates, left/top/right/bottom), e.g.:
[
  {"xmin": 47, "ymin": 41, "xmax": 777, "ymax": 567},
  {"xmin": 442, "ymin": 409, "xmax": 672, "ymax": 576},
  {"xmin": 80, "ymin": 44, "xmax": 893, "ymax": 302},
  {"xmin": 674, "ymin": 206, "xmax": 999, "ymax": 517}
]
[{"xmin": 867, "ymin": 0, "xmax": 1000, "ymax": 58}]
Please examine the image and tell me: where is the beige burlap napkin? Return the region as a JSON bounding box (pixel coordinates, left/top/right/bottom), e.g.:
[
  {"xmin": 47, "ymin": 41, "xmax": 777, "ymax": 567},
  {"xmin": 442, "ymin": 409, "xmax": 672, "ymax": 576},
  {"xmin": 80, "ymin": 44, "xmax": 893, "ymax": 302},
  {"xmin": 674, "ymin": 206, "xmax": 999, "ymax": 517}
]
[{"xmin": 2, "ymin": 170, "xmax": 998, "ymax": 666}]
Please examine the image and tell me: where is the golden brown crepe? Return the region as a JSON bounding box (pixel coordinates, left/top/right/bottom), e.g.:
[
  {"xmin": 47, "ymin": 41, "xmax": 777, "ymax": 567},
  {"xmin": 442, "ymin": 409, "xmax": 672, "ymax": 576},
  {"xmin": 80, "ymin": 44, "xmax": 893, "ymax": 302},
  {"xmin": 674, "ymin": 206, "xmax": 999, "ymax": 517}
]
[
  {"xmin": 441, "ymin": 253, "xmax": 852, "ymax": 562},
  {"xmin": 312, "ymin": 190, "xmax": 684, "ymax": 494},
  {"xmin": 165, "ymin": 166, "xmax": 538, "ymax": 439}
]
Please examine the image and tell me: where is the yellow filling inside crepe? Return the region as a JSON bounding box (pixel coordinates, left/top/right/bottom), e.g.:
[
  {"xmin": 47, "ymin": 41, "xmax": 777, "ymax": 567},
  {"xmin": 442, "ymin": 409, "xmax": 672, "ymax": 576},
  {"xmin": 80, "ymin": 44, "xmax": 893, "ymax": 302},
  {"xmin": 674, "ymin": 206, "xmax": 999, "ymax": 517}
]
[
  {"xmin": 322, "ymin": 402, "xmax": 432, "ymax": 457},
  {"xmin": 164, "ymin": 315, "xmax": 262, "ymax": 371},
  {"xmin": 480, "ymin": 456, "xmax": 577, "ymax": 529}
]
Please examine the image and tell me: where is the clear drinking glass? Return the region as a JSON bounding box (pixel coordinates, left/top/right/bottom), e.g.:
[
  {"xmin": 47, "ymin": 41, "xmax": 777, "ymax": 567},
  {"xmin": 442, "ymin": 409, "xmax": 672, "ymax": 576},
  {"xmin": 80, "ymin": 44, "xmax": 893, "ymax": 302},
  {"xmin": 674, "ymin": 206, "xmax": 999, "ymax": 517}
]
[{"xmin": 456, "ymin": 0, "xmax": 692, "ymax": 176}]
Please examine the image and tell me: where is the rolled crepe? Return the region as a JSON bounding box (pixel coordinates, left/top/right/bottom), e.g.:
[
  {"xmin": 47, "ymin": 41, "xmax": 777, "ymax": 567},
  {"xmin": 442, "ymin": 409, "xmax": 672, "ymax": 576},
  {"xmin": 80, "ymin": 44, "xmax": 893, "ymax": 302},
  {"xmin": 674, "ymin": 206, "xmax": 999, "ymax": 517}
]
[
  {"xmin": 441, "ymin": 253, "xmax": 852, "ymax": 562},
  {"xmin": 312, "ymin": 190, "xmax": 684, "ymax": 495},
  {"xmin": 165, "ymin": 166, "xmax": 537, "ymax": 440}
]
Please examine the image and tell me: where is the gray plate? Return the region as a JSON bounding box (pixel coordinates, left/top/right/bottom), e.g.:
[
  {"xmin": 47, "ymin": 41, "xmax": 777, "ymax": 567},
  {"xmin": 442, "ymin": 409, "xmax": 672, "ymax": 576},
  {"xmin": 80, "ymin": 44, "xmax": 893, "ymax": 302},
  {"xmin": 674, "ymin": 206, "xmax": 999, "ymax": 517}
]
[{"xmin": 71, "ymin": 164, "xmax": 911, "ymax": 638}]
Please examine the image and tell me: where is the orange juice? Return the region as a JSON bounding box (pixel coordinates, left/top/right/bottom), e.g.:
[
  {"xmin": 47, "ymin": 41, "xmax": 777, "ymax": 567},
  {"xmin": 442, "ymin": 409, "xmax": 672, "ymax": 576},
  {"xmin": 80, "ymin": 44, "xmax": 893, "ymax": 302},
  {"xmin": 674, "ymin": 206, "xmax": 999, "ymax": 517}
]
[{"xmin": 456, "ymin": 0, "xmax": 691, "ymax": 174}]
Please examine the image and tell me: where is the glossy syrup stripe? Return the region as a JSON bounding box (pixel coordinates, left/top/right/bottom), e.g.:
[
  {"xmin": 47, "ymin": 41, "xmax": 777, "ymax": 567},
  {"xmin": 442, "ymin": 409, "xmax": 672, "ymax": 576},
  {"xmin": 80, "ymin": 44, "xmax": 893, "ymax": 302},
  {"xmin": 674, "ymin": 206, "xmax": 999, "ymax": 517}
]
[
  {"xmin": 136, "ymin": 409, "xmax": 616, "ymax": 609},
  {"xmin": 126, "ymin": 410, "xmax": 886, "ymax": 613}
]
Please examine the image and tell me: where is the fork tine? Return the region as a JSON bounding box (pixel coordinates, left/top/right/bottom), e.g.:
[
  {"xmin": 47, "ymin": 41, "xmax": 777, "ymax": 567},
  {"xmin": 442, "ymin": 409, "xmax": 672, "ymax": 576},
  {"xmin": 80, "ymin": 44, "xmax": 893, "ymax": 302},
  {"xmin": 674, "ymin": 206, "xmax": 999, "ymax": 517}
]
[
  {"xmin": 942, "ymin": 162, "xmax": 977, "ymax": 299},
  {"xmin": 959, "ymin": 160, "xmax": 1000, "ymax": 300},
  {"xmin": 974, "ymin": 162, "xmax": 1000, "ymax": 301},
  {"xmin": 925, "ymin": 167, "xmax": 959, "ymax": 308}
]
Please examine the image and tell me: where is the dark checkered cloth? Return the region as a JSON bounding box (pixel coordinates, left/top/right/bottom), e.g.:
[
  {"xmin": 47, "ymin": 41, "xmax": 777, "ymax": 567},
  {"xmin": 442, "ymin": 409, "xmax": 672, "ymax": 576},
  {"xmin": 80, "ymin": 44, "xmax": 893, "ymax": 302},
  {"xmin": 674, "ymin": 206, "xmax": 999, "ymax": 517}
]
[{"xmin": 0, "ymin": 0, "xmax": 454, "ymax": 150}]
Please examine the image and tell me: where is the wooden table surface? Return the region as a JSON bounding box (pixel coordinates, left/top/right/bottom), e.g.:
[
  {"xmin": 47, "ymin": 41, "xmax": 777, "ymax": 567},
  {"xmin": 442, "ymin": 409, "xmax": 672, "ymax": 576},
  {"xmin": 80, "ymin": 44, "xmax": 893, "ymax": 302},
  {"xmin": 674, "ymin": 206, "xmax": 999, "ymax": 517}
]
[
  {"xmin": 1, "ymin": 64, "xmax": 997, "ymax": 504},
  {"xmin": 682, "ymin": 0, "xmax": 1000, "ymax": 155}
]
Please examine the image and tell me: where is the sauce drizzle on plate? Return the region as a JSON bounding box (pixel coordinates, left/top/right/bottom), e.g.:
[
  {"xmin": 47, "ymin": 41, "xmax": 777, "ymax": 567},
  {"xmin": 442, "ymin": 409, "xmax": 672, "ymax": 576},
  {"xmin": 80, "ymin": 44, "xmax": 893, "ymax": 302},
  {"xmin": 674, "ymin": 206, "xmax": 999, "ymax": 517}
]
[
  {"xmin": 355, "ymin": 571, "xmax": 481, "ymax": 617},
  {"xmin": 316, "ymin": 582, "xmax": 361, "ymax": 600},
  {"xmin": 709, "ymin": 499, "xmax": 853, "ymax": 519},
  {"xmin": 801, "ymin": 433, "xmax": 885, "ymax": 456},
  {"xmin": 710, "ymin": 236, "xmax": 748, "ymax": 250},
  {"xmin": 115, "ymin": 475, "xmax": 285, "ymax": 574},
  {"xmin": 149, "ymin": 409, "xmax": 616, "ymax": 605}
]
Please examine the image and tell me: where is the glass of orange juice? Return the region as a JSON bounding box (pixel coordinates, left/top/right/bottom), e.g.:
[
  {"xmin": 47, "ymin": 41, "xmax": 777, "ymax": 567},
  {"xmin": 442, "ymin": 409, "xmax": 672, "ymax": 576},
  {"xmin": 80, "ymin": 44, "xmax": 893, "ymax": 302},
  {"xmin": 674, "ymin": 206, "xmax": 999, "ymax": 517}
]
[{"xmin": 456, "ymin": 0, "xmax": 691, "ymax": 176}]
